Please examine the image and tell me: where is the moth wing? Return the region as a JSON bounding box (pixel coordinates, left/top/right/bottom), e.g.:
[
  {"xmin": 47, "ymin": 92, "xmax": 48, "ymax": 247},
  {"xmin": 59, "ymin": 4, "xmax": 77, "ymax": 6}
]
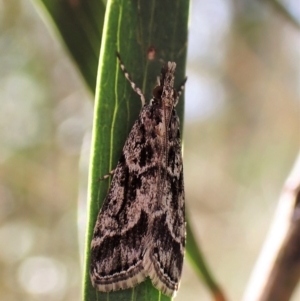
[
  {"xmin": 144, "ymin": 113, "xmax": 186, "ymax": 297},
  {"xmin": 90, "ymin": 118, "xmax": 151, "ymax": 292}
]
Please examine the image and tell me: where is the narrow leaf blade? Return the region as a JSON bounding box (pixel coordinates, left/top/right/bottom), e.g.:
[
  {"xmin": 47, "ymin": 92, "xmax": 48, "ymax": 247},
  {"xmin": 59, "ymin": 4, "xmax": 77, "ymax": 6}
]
[{"xmin": 84, "ymin": 0, "xmax": 189, "ymax": 300}]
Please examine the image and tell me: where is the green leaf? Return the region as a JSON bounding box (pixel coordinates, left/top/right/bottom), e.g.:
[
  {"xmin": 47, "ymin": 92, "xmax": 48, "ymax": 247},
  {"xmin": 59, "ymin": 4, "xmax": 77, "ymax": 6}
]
[
  {"xmin": 186, "ymin": 219, "xmax": 227, "ymax": 301},
  {"xmin": 84, "ymin": 0, "xmax": 189, "ymax": 300},
  {"xmin": 31, "ymin": 0, "xmax": 106, "ymax": 92}
]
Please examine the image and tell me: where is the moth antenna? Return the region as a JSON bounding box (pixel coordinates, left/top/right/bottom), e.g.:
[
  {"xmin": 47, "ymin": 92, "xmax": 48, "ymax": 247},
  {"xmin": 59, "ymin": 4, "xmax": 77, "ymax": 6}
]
[
  {"xmin": 116, "ymin": 52, "xmax": 146, "ymax": 107},
  {"xmin": 174, "ymin": 77, "xmax": 187, "ymax": 106}
]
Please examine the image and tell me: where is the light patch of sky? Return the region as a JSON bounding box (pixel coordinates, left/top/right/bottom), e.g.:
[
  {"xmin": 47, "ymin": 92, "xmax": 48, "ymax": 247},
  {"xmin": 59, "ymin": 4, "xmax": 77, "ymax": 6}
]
[
  {"xmin": 185, "ymin": 72, "xmax": 226, "ymax": 121},
  {"xmin": 281, "ymin": 0, "xmax": 300, "ymax": 20},
  {"xmin": 185, "ymin": 0, "xmax": 233, "ymax": 121},
  {"xmin": 188, "ymin": 0, "xmax": 232, "ymax": 61}
]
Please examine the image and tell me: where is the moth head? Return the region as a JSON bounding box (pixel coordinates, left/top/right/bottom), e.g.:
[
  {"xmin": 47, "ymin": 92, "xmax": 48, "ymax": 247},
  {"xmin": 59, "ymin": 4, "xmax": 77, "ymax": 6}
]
[{"xmin": 153, "ymin": 85, "xmax": 178, "ymax": 101}]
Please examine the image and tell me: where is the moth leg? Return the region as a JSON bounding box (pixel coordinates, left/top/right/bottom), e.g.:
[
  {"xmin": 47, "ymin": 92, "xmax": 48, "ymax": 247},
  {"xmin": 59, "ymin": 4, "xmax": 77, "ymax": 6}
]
[
  {"xmin": 156, "ymin": 76, "xmax": 160, "ymax": 86},
  {"xmin": 174, "ymin": 77, "xmax": 187, "ymax": 106},
  {"xmin": 116, "ymin": 52, "xmax": 146, "ymax": 107},
  {"xmin": 97, "ymin": 169, "xmax": 115, "ymax": 181}
]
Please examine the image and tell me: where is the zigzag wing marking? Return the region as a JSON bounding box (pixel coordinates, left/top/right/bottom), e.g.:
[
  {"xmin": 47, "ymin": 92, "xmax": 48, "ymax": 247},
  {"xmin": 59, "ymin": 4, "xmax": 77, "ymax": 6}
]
[{"xmin": 90, "ymin": 104, "xmax": 164, "ymax": 292}]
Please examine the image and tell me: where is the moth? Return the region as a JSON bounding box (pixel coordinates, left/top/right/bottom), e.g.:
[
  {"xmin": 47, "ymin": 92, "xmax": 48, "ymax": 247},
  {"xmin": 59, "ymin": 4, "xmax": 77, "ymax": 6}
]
[{"xmin": 90, "ymin": 53, "xmax": 186, "ymax": 297}]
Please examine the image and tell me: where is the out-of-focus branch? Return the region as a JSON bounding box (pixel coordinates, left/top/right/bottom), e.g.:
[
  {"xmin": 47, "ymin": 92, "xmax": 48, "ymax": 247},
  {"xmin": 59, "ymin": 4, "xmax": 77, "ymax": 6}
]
[{"xmin": 243, "ymin": 152, "xmax": 300, "ymax": 301}]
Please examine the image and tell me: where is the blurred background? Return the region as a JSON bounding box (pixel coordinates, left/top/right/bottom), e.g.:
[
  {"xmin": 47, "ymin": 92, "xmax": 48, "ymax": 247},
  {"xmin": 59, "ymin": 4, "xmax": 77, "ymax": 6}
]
[{"xmin": 0, "ymin": 1, "xmax": 299, "ymax": 300}]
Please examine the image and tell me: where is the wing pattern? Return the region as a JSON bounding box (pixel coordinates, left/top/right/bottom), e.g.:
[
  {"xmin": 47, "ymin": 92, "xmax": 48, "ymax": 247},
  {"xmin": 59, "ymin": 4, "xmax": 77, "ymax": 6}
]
[{"xmin": 90, "ymin": 62, "xmax": 185, "ymax": 297}]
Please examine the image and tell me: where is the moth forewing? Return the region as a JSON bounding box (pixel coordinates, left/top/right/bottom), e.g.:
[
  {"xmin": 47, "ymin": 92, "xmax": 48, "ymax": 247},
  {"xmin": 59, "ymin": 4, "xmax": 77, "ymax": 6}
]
[{"xmin": 90, "ymin": 55, "xmax": 186, "ymax": 298}]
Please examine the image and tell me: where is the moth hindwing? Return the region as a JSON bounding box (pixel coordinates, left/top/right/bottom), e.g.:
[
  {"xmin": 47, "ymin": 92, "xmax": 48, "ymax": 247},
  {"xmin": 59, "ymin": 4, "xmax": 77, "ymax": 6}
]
[{"xmin": 90, "ymin": 54, "xmax": 186, "ymax": 298}]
